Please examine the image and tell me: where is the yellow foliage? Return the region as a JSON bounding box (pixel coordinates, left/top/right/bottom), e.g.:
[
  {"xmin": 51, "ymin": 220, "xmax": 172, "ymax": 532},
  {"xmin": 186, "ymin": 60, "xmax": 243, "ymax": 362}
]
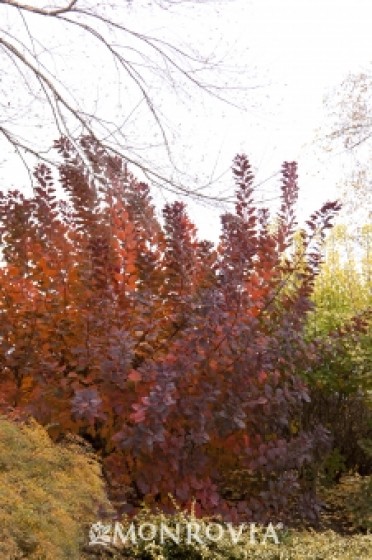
[
  {"xmin": 310, "ymin": 224, "xmax": 372, "ymax": 333},
  {"xmin": 0, "ymin": 416, "xmax": 113, "ymax": 560}
]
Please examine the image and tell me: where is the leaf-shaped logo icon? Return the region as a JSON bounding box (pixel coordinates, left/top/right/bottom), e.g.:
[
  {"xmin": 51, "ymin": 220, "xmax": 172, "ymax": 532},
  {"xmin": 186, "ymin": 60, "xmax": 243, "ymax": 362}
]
[{"xmin": 89, "ymin": 521, "xmax": 112, "ymax": 546}]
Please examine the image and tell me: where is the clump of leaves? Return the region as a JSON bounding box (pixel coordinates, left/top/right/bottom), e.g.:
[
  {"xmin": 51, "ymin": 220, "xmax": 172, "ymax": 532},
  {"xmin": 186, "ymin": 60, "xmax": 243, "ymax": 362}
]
[
  {"xmin": 0, "ymin": 416, "xmax": 113, "ymax": 560},
  {"xmin": 320, "ymin": 448, "xmax": 347, "ymax": 486}
]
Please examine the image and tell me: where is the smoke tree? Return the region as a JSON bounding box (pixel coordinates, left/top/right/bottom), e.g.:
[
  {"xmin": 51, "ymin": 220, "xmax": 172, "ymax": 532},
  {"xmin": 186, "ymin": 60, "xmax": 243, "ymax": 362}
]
[{"xmin": 0, "ymin": 137, "xmax": 347, "ymax": 522}]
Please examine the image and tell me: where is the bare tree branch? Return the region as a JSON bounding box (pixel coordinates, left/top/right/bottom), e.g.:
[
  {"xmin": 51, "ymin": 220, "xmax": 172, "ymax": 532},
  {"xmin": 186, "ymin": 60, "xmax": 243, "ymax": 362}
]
[
  {"xmin": 0, "ymin": 0, "xmax": 256, "ymax": 201},
  {"xmin": 319, "ymin": 68, "xmax": 372, "ymax": 222},
  {"xmin": 0, "ymin": 0, "xmax": 78, "ymax": 17}
]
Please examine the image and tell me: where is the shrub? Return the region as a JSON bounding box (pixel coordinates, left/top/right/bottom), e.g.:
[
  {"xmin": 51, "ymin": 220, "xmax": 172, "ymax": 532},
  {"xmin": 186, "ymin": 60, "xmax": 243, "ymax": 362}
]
[
  {"xmin": 0, "ymin": 416, "xmax": 112, "ymax": 560},
  {"xmin": 0, "ymin": 136, "xmax": 349, "ymax": 521}
]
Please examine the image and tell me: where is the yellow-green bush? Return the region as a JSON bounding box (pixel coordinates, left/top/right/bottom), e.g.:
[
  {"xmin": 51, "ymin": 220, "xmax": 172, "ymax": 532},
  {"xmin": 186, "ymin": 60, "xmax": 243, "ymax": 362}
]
[
  {"xmin": 82, "ymin": 508, "xmax": 372, "ymax": 560},
  {"xmin": 0, "ymin": 416, "xmax": 113, "ymax": 560}
]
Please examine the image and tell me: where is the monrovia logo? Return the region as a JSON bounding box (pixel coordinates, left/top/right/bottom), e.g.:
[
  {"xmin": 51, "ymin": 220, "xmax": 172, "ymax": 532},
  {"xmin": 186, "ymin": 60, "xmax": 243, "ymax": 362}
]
[{"xmin": 88, "ymin": 520, "xmax": 283, "ymax": 547}]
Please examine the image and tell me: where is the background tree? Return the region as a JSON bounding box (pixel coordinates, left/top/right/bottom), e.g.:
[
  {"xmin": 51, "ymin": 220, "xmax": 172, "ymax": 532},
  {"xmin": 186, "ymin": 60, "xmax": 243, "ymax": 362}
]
[
  {"xmin": 322, "ymin": 68, "xmax": 372, "ymax": 222},
  {"xmin": 303, "ymin": 224, "xmax": 372, "ymax": 481},
  {"xmin": 0, "ymin": 0, "xmax": 247, "ymax": 199},
  {"xmin": 309, "ymin": 224, "xmax": 371, "ymax": 333}
]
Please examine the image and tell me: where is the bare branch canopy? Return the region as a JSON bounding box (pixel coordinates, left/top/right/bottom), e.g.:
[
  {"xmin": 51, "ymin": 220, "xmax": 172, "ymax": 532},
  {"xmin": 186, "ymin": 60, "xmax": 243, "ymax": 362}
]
[{"xmin": 0, "ymin": 0, "xmax": 250, "ymax": 200}]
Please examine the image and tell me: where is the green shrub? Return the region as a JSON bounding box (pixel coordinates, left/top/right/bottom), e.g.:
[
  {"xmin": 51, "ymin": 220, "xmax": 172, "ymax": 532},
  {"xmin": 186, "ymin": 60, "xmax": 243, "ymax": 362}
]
[{"xmin": 320, "ymin": 448, "xmax": 347, "ymax": 486}]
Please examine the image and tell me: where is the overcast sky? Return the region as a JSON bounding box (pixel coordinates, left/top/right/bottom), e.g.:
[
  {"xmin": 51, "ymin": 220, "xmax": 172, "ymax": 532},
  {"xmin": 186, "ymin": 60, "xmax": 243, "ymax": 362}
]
[
  {"xmin": 164, "ymin": 0, "xmax": 372, "ymax": 240},
  {"xmin": 1, "ymin": 0, "xmax": 371, "ymax": 242}
]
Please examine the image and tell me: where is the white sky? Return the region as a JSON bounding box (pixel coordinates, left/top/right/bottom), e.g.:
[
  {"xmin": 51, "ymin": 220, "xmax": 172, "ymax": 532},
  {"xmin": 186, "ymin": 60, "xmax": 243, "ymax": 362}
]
[
  {"xmin": 1, "ymin": 0, "xmax": 371, "ymax": 242},
  {"xmin": 167, "ymin": 0, "xmax": 372, "ymax": 240}
]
